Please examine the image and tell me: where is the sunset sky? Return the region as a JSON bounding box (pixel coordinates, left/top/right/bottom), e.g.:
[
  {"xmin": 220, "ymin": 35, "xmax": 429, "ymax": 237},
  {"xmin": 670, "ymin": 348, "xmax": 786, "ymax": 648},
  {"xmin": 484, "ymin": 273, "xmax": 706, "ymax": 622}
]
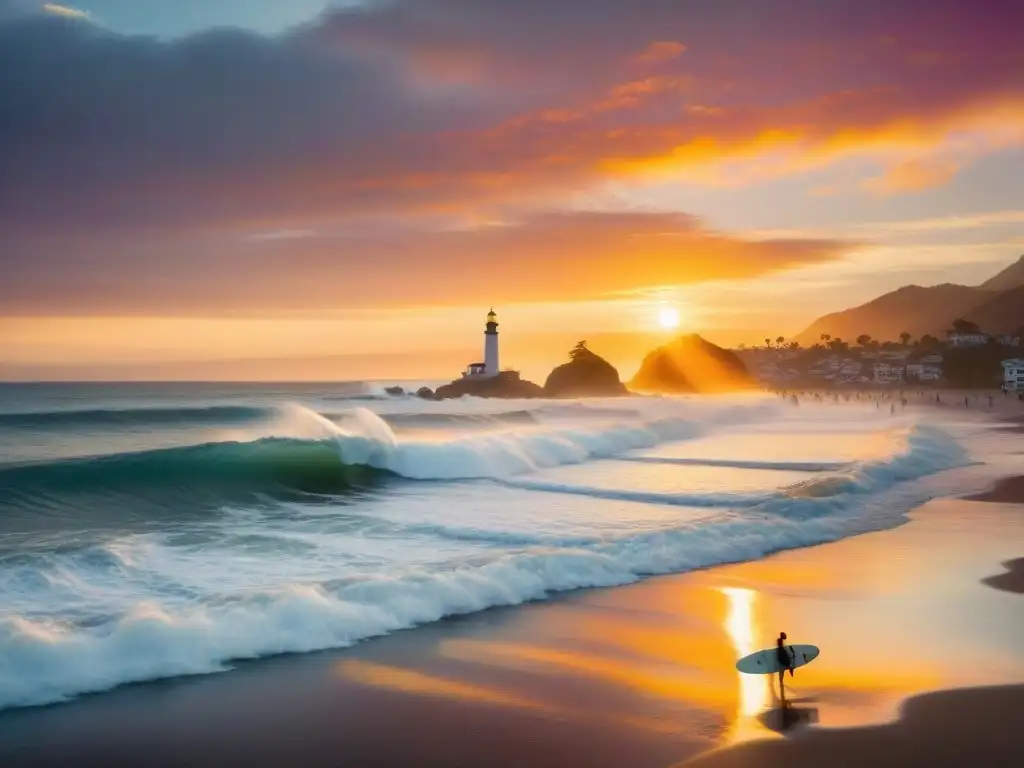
[{"xmin": 2, "ymin": 0, "xmax": 1023, "ymax": 381}]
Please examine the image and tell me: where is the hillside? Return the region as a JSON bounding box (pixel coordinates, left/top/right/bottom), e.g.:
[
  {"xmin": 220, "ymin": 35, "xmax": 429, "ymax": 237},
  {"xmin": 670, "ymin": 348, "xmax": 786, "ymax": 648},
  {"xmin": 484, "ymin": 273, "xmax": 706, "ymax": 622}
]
[
  {"xmin": 796, "ymin": 254, "xmax": 1024, "ymax": 344},
  {"xmin": 979, "ymin": 255, "xmax": 1024, "ymax": 292},
  {"xmin": 629, "ymin": 334, "xmax": 755, "ymax": 393},
  {"xmin": 963, "ymin": 285, "xmax": 1024, "ymax": 335},
  {"xmin": 795, "ymin": 284, "xmax": 992, "ymax": 344}
]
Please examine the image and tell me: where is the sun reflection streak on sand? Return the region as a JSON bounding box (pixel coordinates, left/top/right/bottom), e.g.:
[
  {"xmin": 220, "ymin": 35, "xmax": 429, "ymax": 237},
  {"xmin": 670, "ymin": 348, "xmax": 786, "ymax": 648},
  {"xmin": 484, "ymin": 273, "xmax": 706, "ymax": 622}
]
[
  {"xmin": 440, "ymin": 638, "xmax": 725, "ymax": 705},
  {"xmin": 337, "ymin": 657, "xmax": 714, "ymax": 741},
  {"xmin": 336, "ymin": 659, "xmax": 553, "ymax": 713},
  {"xmin": 721, "ymin": 587, "xmax": 770, "ymax": 743}
]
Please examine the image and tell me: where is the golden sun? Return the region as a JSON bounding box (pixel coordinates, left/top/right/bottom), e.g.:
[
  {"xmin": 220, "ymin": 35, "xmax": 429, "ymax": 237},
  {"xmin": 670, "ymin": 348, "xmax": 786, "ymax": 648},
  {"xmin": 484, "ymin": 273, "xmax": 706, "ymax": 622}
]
[{"xmin": 658, "ymin": 306, "xmax": 681, "ymax": 330}]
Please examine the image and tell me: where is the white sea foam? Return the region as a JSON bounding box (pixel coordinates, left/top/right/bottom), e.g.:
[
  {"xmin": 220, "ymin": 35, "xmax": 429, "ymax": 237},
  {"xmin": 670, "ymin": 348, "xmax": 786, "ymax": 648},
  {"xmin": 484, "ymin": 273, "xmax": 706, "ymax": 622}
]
[
  {"xmin": 266, "ymin": 400, "xmax": 776, "ymax": 480},
  {"xmin": 0, "ymin": 414, "xmax": 973, "ymax": 711}
]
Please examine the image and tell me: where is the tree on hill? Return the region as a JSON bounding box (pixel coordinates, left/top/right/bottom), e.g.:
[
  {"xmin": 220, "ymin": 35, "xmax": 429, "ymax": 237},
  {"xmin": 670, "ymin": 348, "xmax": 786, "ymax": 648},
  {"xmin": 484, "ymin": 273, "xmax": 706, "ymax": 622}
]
[
  {"xmin": 919, "ymin": 334, "xmax": 941, "ymax": 350},
  {"xmin": 900, "ymin": 332, "xmax": 913, "ymax": 346},
  {"xmin": 545, "ymin": 342, "xmax": 626, "ymax": 397},
  {"xmin": 764, "ymin": 337, "xmax": 771, "ymax": 348},
  {"xmin": 856, "ymin": 334, "xmax": 872, "ymax": 348},
  {"xmin": 569, "ymin": 340, "xmax": 591, "ymax": 361},
  {"xmin": 950, "ymin": 318, "xmax": 981, "ymax": 335},
  {"xmin": 820, "ymin": 333, "xmax": 831, "ymax": 343},
  {"xmin": 776, "ymin": 336, "xmax": 785, "ymax": 347}
]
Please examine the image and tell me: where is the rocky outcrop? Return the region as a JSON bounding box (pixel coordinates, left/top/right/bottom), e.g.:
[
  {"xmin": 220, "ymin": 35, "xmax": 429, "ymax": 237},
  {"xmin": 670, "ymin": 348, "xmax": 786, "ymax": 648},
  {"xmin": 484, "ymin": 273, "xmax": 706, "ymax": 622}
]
[
  {"xmin": 543, "ymin": 346, "xmax": 627, "ymax": 397},
  {"xmin": 431, "ymin": 371, "xmax": 544, "ymax": 400},
  {"xmin": 415, "ymin": 386, "xmax": 438, "ymax": 400},
  {"xmin": 384, "ymin": 386, "xmax": 405, "ymax": 397},
  {"xmin": 630, "ymin": 334, "xmax": 755, "ymax": 393}
]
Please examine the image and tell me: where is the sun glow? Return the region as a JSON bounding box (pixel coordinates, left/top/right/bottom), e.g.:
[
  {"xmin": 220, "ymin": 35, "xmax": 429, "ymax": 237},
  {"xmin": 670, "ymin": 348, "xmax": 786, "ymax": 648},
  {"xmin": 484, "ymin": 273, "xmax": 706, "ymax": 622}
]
[{"xmin": 658, "ymin": 306, "xmax": 681, "ymax": 329}]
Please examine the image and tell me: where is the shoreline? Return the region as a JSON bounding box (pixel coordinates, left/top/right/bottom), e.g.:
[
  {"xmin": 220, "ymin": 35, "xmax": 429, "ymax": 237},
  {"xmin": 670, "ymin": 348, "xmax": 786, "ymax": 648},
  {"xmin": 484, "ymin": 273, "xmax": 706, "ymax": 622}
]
[{"xmin": 2, "ymin": 496, "xmax": 1021, "ymax": 767}]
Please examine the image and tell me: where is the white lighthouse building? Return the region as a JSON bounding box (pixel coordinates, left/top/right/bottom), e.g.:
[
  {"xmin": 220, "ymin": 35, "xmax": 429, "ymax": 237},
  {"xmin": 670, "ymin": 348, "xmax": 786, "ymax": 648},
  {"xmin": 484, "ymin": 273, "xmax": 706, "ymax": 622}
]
[{"xmin": 463, "ymin": 309, "xmax": 500, "ymax": 378}]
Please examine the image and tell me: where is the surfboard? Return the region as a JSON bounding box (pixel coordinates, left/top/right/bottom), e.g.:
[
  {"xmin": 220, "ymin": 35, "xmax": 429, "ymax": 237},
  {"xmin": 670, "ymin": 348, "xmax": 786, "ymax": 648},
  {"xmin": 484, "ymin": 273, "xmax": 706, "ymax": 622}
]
[{"xmin": 736, "ymin": 644, "xmax": 819, "ymax": 675}]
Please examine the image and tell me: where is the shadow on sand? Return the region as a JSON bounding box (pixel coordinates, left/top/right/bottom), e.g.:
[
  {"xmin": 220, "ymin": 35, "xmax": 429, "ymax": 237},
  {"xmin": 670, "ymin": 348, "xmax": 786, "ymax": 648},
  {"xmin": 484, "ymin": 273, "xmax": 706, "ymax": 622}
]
[
  {"xmin": 761, "ymin": 677, "xmax": 819, "ymax": 735},
  {"xmin": 678, "ymin": 684, "xmax": 1024, "ymax": 768},
  {"xmin": 758, "ymin": 700, "xmax": 819, "ymax": 734},
  {"xmin": 982, "ymin": 557, "xmax": 1024, "ymax": 595}
]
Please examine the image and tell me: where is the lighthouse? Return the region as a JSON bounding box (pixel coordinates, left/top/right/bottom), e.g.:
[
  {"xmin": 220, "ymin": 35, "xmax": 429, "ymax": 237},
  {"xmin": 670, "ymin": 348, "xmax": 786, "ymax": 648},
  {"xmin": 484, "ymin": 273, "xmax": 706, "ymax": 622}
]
[
  {"xmin": 484, "ymin": 308, "xmax": 500, "ymax": 376},
  {"xmin": 461, "ymin": 309, "xmax": 501, "ymax": 378}
]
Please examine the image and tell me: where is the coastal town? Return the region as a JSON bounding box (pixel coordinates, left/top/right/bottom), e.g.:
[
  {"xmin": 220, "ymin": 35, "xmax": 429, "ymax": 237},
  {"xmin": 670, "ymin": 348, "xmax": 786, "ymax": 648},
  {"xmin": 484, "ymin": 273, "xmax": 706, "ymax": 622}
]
[{"xmin": 736, "ymin": 321, "xmax": 1024, "ymax": 392}]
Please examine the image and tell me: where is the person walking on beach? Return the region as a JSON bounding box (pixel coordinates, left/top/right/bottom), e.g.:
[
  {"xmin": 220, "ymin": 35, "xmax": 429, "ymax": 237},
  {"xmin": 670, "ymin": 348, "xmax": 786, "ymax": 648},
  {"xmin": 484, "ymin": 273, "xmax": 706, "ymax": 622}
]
[{"xmin": 776, "ymin": 631, "xmax": 795, "ymax": 705}]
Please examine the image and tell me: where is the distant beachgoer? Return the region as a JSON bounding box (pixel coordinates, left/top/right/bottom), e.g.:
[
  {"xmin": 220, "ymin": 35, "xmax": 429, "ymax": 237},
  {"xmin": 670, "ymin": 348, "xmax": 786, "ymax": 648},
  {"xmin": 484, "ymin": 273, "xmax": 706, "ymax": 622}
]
[{"xmin": 965, "ymin": 396, "xmax": 969, "ymax": 408}]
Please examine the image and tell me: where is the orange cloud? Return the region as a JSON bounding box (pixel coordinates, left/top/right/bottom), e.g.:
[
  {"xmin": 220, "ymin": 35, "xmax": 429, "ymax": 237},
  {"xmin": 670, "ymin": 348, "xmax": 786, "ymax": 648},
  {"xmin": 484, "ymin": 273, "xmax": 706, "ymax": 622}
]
[
  {"xmin": 862, "ymin": 157, "xmax": 960, "ymax": 195},
  {"xmin": 5, "ymin": 0, "xmax": 1024, "ymax": 237},
  {"xmin": 592, "ymin": 93, "xmax": 1024, "ymax": 187},
  {"xmin": 635, "ymin": 41, "xmax": 687, "ymax": 64},
  {"xmin": 3, "ymin": 211, "xmax": 855, "ymax": 314}
]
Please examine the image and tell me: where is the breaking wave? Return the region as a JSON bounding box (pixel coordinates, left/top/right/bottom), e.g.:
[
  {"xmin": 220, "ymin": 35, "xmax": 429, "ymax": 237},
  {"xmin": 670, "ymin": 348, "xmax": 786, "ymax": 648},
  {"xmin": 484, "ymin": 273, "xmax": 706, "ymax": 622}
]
[
  {"xmin": 0, "ymin": 396, "xmax": 973, "ymax": 713},
  {"xmin": 0, "ymin": 403, "xmax": 714, "ymax": 506}
]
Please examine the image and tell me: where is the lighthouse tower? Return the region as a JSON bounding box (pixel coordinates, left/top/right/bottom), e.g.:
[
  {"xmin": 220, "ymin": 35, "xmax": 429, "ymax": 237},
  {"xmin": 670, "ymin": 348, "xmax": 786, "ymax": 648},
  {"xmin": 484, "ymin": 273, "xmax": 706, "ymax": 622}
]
[{"xmin": 484, "ymin": 308, "xmax": 500, "ymax": 376}]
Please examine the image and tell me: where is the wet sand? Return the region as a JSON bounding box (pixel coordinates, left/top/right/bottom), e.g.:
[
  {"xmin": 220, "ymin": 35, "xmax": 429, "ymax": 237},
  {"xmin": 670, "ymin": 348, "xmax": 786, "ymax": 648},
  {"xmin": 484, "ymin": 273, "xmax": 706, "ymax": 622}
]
[
  {"xmin": 967, "ymin": 474, "xmax": 1024, "ymax": 503},
  {"xmin": 681, "ymin": 684, "xmax": 1024, "ymax": 768},
  {"xmin": 1, "ymin": 499, "xmax": 1021, "ymax": 767}
]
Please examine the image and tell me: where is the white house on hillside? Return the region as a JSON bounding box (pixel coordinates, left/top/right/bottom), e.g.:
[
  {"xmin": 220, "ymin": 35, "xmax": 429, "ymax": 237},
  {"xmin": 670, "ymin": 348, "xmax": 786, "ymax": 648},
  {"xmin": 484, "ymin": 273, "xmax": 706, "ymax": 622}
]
[
  {"xmin": 947, "ymin": 332, "xmax": 988, "ymax": 347},
  {"xmin": 873, "ymin": 362, "xmax": 904, "ymax": 385},
  {"xmin": 905, "ymin": 363, "xmax": 942, "ymax": 381},
  {"xmin": 1003, "ymin": 359, "xmax": 1024, "ymax": 391}
]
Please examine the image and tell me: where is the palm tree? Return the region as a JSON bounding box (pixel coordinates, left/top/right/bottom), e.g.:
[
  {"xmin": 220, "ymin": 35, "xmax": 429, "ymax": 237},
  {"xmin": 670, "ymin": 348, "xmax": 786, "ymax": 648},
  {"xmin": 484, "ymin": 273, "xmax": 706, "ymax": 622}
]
[
  {"xmin": 776, "ymin": 336, "xmax": 785, "ymax": 348},
  {"xmin": 899, "ymin": 332, "xmax": 912, "ymax": 346},
  {"xmin": 764, "ymin": 337, "xmax": 771, "ymax": 349}
]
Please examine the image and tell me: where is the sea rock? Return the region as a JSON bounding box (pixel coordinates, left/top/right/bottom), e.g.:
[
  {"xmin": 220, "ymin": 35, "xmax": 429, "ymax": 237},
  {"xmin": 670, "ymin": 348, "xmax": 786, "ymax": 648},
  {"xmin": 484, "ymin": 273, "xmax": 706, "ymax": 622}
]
[
  {"xmin": 543, "ymin": 347, "xmax": 628, "ymax": 397},
  {"xmin": 432, "ymin": 371, "xmax": 544, "ymax": 400},
  {"xmin": 384, "ymin": 386, "xmax": 405, "ymax": 397},
  {"xmin": 630, "ymin": 334, "xmax": 755, "ymax": 393},
  {"xmin": 416, "ymin": 386, "xmax": 438, "ymax": 400}
]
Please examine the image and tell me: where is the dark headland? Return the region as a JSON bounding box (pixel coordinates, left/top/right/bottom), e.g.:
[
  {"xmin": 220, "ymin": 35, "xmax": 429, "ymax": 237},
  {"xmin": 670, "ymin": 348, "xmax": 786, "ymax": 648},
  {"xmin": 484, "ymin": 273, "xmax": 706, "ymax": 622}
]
[
  {"xmin": 418, "ymin": 336, "xmax": 752, "ymax": 399},
  {"xmin": 630, "ymin": 334, "xmax": 756, "ymax": 394}
]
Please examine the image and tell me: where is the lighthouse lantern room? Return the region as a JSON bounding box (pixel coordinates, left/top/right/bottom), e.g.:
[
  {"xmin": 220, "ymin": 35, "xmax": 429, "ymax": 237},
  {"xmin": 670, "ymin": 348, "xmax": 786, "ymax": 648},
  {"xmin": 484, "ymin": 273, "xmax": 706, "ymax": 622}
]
[{"xmin": 463, "ymin": 309, "xmax": 500, "ymax": 378}]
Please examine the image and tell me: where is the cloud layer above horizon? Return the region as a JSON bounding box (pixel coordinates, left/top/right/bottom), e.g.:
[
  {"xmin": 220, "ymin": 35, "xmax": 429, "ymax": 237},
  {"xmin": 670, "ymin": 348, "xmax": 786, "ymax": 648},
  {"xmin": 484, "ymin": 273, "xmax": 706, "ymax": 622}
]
[{"xmin": 2, "ymin": 0, "xmax": 1023, "ymax": 320}]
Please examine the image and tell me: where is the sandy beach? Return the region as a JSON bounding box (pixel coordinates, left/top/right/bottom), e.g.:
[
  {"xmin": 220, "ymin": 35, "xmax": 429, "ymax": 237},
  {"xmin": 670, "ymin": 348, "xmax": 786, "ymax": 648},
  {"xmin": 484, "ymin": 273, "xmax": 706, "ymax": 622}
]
[{"xmin": 1, "ymin": 494, "xmax": 1020, "ymax": 768}]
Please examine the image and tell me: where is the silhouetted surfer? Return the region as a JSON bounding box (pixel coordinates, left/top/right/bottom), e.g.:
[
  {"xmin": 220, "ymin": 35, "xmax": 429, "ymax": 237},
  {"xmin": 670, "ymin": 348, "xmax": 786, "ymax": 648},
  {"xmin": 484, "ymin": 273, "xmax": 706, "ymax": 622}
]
[{"xmin": 776, "ymin": 631, "xmax": 795, "ymax": 704}]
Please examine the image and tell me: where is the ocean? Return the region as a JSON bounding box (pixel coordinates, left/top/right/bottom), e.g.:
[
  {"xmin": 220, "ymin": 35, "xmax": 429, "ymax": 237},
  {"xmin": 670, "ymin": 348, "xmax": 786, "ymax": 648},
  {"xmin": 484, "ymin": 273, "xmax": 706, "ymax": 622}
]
[{"xmin": 0, "ymin": 382, "xmax": 1004, "ymax": 712}]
